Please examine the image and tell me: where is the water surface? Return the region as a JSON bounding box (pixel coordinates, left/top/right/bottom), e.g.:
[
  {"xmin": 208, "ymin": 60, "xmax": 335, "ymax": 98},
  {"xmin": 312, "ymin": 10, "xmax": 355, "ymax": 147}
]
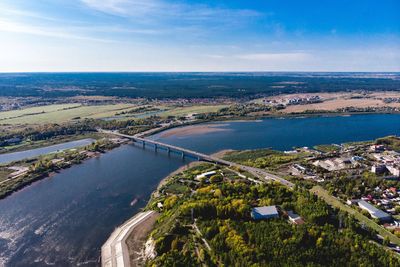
[{"xmin": 152, "ymin": 114, "xmax": 400, "ymax": 153}]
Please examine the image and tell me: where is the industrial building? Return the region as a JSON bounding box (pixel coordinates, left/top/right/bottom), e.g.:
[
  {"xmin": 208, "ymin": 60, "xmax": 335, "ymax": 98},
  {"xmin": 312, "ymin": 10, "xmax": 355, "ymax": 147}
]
[
  {"xmin": 358, "ymin": 200, "xmax": 392, "ymax": 222},
  {"xmin": 251, "ymin": 206, "xmax": 279, "ymax": 220}
]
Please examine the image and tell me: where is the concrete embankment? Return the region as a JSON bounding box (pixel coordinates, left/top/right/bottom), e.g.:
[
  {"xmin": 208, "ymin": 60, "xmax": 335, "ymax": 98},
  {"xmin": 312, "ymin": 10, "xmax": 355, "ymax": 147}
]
[{"xmin": 101, "ymin": 210, "xmax": 158, "ymax": 267}]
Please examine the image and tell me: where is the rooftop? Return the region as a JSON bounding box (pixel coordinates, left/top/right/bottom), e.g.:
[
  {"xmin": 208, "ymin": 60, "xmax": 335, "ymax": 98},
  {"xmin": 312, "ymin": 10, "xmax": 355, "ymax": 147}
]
[{"xmin": 252, "ymin": 206, "xmax": 278, "ymax": 216}]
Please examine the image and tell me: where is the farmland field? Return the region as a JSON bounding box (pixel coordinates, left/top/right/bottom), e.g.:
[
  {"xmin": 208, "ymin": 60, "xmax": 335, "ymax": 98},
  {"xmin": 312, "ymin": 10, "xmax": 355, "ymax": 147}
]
[{"xmin": 0, "ymin": 104, "xmax": 138, "ymax": 125}]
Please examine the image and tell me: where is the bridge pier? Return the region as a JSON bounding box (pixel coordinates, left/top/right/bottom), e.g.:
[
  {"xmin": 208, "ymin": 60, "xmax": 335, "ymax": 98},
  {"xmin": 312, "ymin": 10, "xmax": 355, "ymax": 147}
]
[
  {"xmin": 142, "ymin": 141, "xmax": 145, "ymax": 149},
  {"xmin": 181, "ymin": 152, "xmax": 185, "ymax": 159},
  {"xmin": 167, "ymin": 147, "xmax": 171, "ymax": 155},
  {"xmin": 154, "ymin": 144, "xmax": 158, "ymax": 151}
]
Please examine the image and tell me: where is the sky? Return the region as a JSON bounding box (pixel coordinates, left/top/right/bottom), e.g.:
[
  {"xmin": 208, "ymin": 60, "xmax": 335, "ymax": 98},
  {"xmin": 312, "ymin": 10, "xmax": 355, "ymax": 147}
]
[{"xmin": 0, "ymin": 0, "xmax": 399, "ymax": 72}]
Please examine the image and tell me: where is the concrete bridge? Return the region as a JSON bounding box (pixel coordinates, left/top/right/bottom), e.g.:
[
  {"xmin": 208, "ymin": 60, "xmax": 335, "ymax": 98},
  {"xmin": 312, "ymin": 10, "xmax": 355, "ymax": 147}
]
[{"xmin": 100, "ymin": 129, "xmax": 294, "ymax": 188}]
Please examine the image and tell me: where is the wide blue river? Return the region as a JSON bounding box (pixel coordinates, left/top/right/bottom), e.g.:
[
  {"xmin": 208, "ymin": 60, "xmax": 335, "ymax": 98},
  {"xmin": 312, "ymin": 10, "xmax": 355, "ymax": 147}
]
[{"xmin": 0, "ymin": 114, "xmax": 400, "ymax": 266}]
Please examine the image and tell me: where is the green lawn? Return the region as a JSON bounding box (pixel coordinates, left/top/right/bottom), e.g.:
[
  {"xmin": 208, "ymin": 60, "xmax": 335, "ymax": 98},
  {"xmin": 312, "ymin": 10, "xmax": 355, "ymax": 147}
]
[{"xmin": 311, "ymin": 185, "xmax": 400, "ymax": 246}]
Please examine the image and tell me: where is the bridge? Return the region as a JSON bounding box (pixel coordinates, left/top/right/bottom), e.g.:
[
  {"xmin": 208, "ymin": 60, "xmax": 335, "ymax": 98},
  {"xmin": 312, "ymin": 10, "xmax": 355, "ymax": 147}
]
[{"xmin": 100, "ymin": 129, "xmax": 294, "ymax": 188}]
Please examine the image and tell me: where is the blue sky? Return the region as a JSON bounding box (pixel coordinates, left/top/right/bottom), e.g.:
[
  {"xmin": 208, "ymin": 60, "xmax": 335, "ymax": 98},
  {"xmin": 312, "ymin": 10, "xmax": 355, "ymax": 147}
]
[{"xmin": 0, "ymin": 0, "xmax": 399, "ymax": 72}]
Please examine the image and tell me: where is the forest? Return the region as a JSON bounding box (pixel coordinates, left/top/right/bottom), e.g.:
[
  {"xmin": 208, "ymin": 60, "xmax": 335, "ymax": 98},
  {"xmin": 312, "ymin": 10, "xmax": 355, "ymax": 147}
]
[{"xmin": 0, "ymin": 72, "xmax": 399, "ymax": 99}]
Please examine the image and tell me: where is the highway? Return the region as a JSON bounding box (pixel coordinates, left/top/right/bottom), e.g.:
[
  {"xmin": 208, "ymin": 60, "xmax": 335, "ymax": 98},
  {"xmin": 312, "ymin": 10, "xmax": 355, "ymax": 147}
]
[{"xmin": 100, "ymin": 129, "xmax": 294, "ymax": 188}]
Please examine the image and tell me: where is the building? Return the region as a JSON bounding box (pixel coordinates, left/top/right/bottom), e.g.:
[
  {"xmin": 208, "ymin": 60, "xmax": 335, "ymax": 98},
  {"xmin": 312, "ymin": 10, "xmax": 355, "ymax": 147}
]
[
  {"xmin": 371, "ymin": 164, "xmax": 387, "ymax": 174},
  {"xmin": 387, "ymin": 165, "xmax": 400, "ymax": 177},
  {"xmin": 195, "ymin": 171, "xmax": 216, "ymax": 181},
  {"xmin": 370, "ymin": 144, "xmax": 385, "ymax": 152},
  {"xmin": 287, "ymin": 210, "xmax": 305, "ymax": 225},
  {"xmin": 251, "ymin": 206, "xmax": 279, "ymax": 220},
  {"xmin": 313, "ymin": 158, "xmax": 349, "ymax": 171},
  {"xmin": 358, "ymin": 200, "xmax": 392, "ymax": 222}
]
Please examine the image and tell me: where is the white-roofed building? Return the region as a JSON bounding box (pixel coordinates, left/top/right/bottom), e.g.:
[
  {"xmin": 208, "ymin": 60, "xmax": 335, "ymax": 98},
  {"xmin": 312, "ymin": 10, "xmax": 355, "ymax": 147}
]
[
  {"xmin": 358, "ymin": 200, "xmax": 392, "ymax": 222},
  {"xmin": 251, "ymin": 206, "xmax": 279, "ymax": 220}
]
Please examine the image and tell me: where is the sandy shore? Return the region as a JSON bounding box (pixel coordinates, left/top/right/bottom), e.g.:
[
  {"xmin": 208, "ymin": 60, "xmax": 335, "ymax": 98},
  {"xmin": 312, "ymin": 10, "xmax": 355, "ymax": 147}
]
[{"xmin": 158, "ymin": 123, "xmax": 231, "ymax": 138}]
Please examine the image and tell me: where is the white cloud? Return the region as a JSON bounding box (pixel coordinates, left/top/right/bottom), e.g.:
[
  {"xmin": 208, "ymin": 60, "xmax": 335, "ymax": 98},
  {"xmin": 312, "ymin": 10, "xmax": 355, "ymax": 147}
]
[
  {"xmin": 236, "ymin": 52, "xmax": 310, "ymax": 61},
  {"xmin": 0, "ymin": 19, "xmax": 114, "ymax": 42},
  {"xmin": 80, "ymin": 0, "xmax": 260, "ymax": 23}
]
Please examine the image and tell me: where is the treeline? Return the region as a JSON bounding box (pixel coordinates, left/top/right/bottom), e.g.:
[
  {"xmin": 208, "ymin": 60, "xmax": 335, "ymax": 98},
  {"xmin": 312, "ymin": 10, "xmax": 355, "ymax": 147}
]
[
  {"xmin": 195, "ymin": 103, "xmax": 274, "ymax": 120},
  {"xmin": 1, "ymin": 73, "xmax": 399, "ymax": 99}
]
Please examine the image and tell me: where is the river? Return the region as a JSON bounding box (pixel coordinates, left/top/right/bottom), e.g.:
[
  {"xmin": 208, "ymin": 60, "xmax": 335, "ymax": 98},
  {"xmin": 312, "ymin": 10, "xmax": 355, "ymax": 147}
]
[{"xmin": 0, "ymin": 114, "xmax": 400, "ymax": 266}]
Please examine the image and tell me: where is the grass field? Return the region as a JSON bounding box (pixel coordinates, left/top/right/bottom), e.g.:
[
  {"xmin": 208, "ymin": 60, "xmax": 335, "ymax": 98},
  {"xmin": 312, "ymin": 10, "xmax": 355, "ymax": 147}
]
[
  {"xmin": 311, "ymin": 185, "xmax": 400, "ymax": 246},
  {"xmin": 160, "ymin": 105, "xmax": 228, "ymax": 117},
  {"xmin": 0, "ymin": 104, "xmax": 138, "ymax": 125},
  {"xmin": 0, "ymin": 104, "xmax": 81, "ymax": 120}
]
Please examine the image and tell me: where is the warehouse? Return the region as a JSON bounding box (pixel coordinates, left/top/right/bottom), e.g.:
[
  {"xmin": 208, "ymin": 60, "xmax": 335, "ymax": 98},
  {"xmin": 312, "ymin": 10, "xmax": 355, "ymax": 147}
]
[
  {"xmin": 251, "ymin": 206, "xmax": 279, "ymax": 220},
  {"xmin": 358, "ymin": 200, "xmax": 392, "ymax": 222}
]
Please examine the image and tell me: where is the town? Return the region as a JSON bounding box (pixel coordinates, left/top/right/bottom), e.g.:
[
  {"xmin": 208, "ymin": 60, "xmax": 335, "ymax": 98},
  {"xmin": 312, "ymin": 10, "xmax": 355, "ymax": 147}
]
[{"xmin": 282, "ymin": 136, "xmax": 400, "ymax": 242}]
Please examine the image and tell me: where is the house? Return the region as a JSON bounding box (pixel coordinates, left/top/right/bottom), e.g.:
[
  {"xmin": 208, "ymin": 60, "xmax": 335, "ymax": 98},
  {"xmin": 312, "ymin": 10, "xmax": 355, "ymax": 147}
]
[
  {"xmin": 287, "ymin": 211, "xmax": 305, "ymax": 225},
  {"xmin": 358, "ymin": 200, "xmax": 392, "ymax": 222},
  {"xmin": 251, "ymin": 206, "xmax": 279, "ymax": 220}
]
